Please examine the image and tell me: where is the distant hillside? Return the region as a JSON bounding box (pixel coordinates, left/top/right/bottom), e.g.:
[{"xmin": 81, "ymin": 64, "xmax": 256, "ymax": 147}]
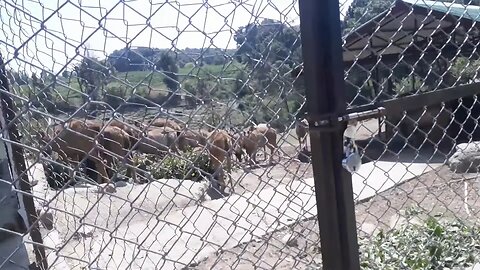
[{"xmin": 107, "ymin": 47, "xmax": 238, "ymax": 72}]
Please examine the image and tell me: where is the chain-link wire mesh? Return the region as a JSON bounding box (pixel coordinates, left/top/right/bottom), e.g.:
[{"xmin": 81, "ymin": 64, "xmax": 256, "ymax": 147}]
[
  {"xmin": 5, "ymin": 0, "xmax": 480, "ymax": 269},
  {"xmin": 0, "ymin": 0, "xmax": 323, "ymax": 269},
  {"xmin": 342, "ymin": 0, "xmax": 480, "ymax": 268}
]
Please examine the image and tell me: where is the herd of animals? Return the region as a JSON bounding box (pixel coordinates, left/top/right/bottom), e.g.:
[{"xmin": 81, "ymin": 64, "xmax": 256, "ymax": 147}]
[
  {"xmin": 35, "ymin": 116, "xmax": 311, "ymax": 194},
  {"xmin": 33, "ymin": 103, "xmax": 450, "ymax": 195}
]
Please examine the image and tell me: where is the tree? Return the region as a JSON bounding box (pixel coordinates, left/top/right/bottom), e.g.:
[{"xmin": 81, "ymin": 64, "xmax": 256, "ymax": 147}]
[
  {"xmin": 234, "ymin": 71, "xmax": 249, "ymax": 98},
  {"xmin": 343, "ymin": 0, "xmax": 394, "ymax": 34},
  {"xmin": 30, "ymin": 72, "xmax": 55, "ymax": 112},
  {"xmin": 108, "ymin": 48, "xmax": 147, "ymax": 72},
  {"xmin": 75, "ymin": 57, "xmax": 111, "ymax": 103},
  {"xmin": 234, "ymin": 19, "xmax": 301, "ymax": 67},
  {"xmin": 156, "ymin": 52, "xmax": 180, "ymax": 106},
  {"xmin": 233, "ymin": 19, "xmax": 302, "ymax": 98}
]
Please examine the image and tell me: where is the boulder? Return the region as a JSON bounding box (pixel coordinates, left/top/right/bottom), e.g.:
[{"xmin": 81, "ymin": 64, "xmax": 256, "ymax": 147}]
[
  {"xmin": 297, "ymin": 147, "xmax": 311, "ymax": 163},
  {"xmin": 448, "ymin": 142, "xmax": 480, "ymax": 173}
]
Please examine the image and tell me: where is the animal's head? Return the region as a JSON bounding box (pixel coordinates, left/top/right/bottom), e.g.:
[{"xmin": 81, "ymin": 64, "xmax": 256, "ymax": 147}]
[
  {"xmin": 234, "ymin": 131, "xmax": 249, "ymax": 149},
  {"xmin": 231, "ymin": 134, "xmax": 244, "ymax": 161}
]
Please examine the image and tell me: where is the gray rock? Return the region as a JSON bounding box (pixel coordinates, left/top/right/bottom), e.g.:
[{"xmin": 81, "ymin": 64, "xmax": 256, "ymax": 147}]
[
  {"xmin": 36, "ymin": 208, "xmax": 54, "ymax": 230},
  {"xmin": 96, "ymin": 184, "xmax": 117, "ymax": 194},
  {"xmin": 114, "ymin": 181, "xmax": 129, "ymax": 188},
  {"xmin": 448, "ymin": 142, "xmax": 480, "ymax": 173},
  {"xmin": 282, "ymin": 233, "xmax": 298, "ymax": 247}
]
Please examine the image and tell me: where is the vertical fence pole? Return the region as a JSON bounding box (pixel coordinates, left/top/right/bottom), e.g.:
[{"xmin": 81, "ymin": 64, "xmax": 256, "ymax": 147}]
[
  {"xmin": 298, "ymin": 1, "xmax": 361, "ymax": 269},
  {"xmin": 0, "ymin": 55, "xmax": 47, "ymax": 269}
]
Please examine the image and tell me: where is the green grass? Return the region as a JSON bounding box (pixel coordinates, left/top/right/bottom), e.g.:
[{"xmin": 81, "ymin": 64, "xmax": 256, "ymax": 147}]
[{"xmin": 11, "ymin": 62, "xmax": 246, "ymax": 108}]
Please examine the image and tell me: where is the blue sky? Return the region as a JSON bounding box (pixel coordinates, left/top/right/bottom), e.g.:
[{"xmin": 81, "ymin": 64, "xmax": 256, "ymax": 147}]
[{"xmin": 0, "ymin": 0, "xmax": 353, "ymax": 74}]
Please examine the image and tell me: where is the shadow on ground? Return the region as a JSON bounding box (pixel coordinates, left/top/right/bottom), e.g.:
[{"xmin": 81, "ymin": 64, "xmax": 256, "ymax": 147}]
[{"xmin": 355, "ymin": 134, "xmax": 456, "ymax": 164}]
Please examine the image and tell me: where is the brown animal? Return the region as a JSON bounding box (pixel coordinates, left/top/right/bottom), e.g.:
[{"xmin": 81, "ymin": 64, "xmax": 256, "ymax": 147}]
[
  {"xmin": 135, "ymin": 126, "xmax": 180, "ymax": 155},
  {"xmin": 207, "ymin": 130, "xmax": 233, "ymax": 194},
  {"xmin": 99, "ymin": 125, "xmax": 137, "ymax": 183},
  {"xmin": 149, "ymin": 118, "xmax": 183, "ymax": 131},
  {"xmin": 177, "ymin": 129, "xmax": 209, "ymax": 151},
  {"xmin": 85, "ymin": 119, "xmax": 141, "ymax": 145},
  {"xmin": 107, "ymin": 119, "xmax": 142, "ymax": 145},
  {"xmin": 38, "ymin": 119, "xmax": 110, "ymax": 184},
  {"xmin": 235, "ymin": 124, "xmax": 278, "ymax": 165},
  {"xmin": 81, "ymin": 119, "xmax": 140, "ymax": 181},
  {"xmin": 295, "ymin": 118, "xmax": 309, "ymax": 150}
]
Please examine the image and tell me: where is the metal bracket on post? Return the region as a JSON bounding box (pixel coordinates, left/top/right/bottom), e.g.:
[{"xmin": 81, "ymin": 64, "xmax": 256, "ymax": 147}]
[{"xmin": 307, "ymin": 107, "xmax": 386, "ymax": 133}]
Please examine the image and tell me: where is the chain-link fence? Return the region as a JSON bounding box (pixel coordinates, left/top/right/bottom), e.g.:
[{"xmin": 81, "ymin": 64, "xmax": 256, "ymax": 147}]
[
  {"xmin": 0, "ymin": 1, "xmax": 320, "ymax": 269},
  {"xmin": 3, "ymin": 0, "xmax": 480, "ymax": 269},
  {"xmin": 341, "ymin": 0, "xmax": 480, "ymax": 269}
]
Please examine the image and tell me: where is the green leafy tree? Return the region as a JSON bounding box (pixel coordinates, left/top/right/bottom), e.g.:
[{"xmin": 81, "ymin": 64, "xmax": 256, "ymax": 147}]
[
  {"xmin": 234, "ymin": 19, "xmax": 301, "ymax": 67},
  {"xmin": 343, "ymin": 0, "xmax": 395, "ymax": 34},
  {"xmin": 156, "ymin": 52, "xmax": 180, "ymax": 106},
  {"xmin": 75, "ymin": 57, "xmax": 111, "ymax": 103},
  {"xmin": 448, "ymin": 57, "xmax": 480, "ymax": 84},
  {"xmin": 108, "ymin": 48, "xmax": 148, "ymax": 72},
  {"xmin": 234, "ymin": 71, "xmax": 249, "ymax": 98}
]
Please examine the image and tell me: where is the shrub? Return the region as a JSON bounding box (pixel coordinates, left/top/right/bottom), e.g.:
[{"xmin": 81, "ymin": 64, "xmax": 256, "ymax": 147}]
[
  {"xmin": 360, "ymin": 209, "xmax": 480, "ymax": 269},
  {"xmin": 133, "ymin": 149, "xmax": 213, "ymax": 182},
  {"xmin": 394, "ymin": 75, "xmax": 430, "ymax": 96},
  {"xmin": 103, "ymin": 85, "xmax": 128, "ymax": 108}
]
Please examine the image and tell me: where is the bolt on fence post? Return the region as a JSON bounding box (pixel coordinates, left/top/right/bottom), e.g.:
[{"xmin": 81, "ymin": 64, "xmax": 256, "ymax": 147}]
[
  {"xmin": 0, "ymin": 55, "xmax": 47, "ymax": 269},
  {"xmin": 298, "ymin": 1, "xmax": 361, "ymax": 269}
]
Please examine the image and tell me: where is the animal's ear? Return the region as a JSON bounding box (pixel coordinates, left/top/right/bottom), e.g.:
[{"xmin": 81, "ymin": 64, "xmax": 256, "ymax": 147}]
[{"xmin": 249, "ymin": 125, "xmax": 255, "ymax": 132}]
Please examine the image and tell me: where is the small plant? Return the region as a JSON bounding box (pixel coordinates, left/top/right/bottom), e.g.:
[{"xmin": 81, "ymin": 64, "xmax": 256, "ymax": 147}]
[
  {"xmin": 394, "ymin": 75, "xmax": 430, "ymax": 96},
  {"xmin": 133, "ymin": 149, "xmax": 213, "ymax": 182},
  {"xmin": 359, "ymin": 211, "xmax": 480, "ymax": 270}
]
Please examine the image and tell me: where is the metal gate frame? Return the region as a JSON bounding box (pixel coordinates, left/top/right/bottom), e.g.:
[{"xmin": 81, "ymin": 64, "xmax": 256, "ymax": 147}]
[{"xmin": 298, "ymin": 1, "xmax": 361, "ymax": 269}]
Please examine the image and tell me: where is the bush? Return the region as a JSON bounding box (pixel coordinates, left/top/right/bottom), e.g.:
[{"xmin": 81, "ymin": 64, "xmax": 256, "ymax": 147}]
[
  {"xmin": 103, "ymin": 85, "xmax": 128, "ymax": 108},
  {"xmin": 449, "ymin": 57, "xmax": 480, "ymax": 85},
  {"xmin": 360, "ymin": 209, "xmax": 480, "ymax": 269},
  {"xmin": 134, "ymin": 149, "xmax": 212, "ymax": 182},
  {"xmin": 394, "ymin": 75, "xmax": 430, "ymax": 96}
]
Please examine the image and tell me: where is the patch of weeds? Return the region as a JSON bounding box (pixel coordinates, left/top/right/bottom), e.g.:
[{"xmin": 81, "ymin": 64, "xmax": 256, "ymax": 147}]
[
  {"xmin": 133, "ymin": 149, "xmax": 213, "ymax": 181},
  {"xmin": 359, "ymin": 210, "xmax": 480, "ymax": 269}
]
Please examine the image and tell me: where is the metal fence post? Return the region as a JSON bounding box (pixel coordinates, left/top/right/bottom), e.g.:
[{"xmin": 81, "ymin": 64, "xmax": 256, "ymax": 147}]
[
  {"xmin": 0, "ymin": 55, "xmax": 47, "ymax": 269},
  {"xmin": 298, "ymin": 1, "xmax": 361, "ymax": 269}
]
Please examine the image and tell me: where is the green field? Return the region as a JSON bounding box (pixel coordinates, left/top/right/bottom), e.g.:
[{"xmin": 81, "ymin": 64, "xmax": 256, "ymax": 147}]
[{"xmin": 11, "ymin": 62, "xmax": 246, "ymax": 108}]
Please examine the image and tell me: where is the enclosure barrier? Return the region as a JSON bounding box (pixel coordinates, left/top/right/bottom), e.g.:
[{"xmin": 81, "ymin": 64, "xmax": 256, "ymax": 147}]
[{"xmin": 2, "ymin": 0, "xmax": 480, "ymax": 269}]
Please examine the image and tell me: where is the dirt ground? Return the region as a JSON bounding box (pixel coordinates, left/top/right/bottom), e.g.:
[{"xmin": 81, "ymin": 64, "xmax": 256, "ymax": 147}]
[
  {"xmin": 194, "ymin": 158, "xmax": 480, "ymax": 269},
  {"xmin": 32, "ymin": 118, "xmax": 473, "ymax": 269},
  {"xmin": 25, "ymin": 126, "xmax": 316, "ymax": 269}
]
